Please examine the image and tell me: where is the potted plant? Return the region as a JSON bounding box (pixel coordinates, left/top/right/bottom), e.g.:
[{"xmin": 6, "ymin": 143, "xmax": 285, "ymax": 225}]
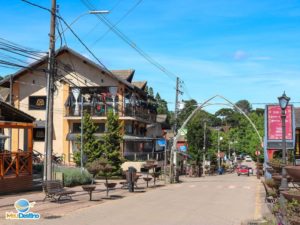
[
  {"xmin": 265, "ymin": 179, "xmax": 276, "ymax": 189},
  {"xmin": 285, "ymin": 166, "xmax": 300, "ymax": 182},
  {"xmin": 282, "ymin": 190, "xmax": 300, "ymax": 202},
  {"xmin": 286, "ymin": 199, "xmax": 300, "ymax": 225},
  {"xmin": 98, "ymin": 158, "xmax": 116, "ymax": 198}
]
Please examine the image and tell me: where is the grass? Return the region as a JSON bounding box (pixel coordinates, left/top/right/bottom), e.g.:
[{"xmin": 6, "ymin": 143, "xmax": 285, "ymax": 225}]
[{"xmin": 54, "ymin": 167, "xmax": 92, "ymax": 187}]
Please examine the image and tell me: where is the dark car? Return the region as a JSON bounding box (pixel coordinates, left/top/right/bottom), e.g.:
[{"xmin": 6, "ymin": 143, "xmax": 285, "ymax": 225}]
[{"xmin": 236, "ymin": 165, "xmax": 250, "ymax": 176}]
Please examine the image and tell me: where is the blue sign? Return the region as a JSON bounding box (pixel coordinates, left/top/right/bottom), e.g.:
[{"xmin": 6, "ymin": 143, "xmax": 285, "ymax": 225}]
[
  {"xmin": 179, "ymin": 145, "xmax": 187, "ymax": 152},
  {"xmin": 157, "ymin": 139, "xmax": 166, "ymax": 147}
]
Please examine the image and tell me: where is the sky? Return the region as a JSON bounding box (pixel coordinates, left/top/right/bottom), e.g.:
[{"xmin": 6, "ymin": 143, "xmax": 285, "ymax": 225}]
[{"xmin": 1, "ymin": 0, "xmax": 300, "ymax": 112}]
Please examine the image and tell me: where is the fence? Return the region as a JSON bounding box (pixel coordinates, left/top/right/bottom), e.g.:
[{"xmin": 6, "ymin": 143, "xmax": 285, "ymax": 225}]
[{"xmin": 0, "ymin": 151, "xmax": 32, "ymax": 178}]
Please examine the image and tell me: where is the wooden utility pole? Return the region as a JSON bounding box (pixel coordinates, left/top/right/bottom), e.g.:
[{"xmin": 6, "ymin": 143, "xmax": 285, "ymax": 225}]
[{"xmin": 44, "ymin": 0, "xmax": 56, "ymax": 181}]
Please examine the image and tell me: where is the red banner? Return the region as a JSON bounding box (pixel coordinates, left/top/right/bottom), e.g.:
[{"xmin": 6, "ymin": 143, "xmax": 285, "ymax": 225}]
[{"xmin": 267, "ymin": 105, "xmax": 293, "ymax": 140}]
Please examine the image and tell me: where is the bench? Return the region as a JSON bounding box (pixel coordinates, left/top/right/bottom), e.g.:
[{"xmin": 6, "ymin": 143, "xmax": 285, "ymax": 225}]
[{"xmin": 43, "ymin": 180, "xmax": 76, "ymax": 202}]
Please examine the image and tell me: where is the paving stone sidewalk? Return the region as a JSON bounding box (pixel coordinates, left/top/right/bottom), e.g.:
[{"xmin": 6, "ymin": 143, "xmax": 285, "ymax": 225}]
[{"xmin": 0, "ymin": 177, "xmax": 166, "ymax": 221}]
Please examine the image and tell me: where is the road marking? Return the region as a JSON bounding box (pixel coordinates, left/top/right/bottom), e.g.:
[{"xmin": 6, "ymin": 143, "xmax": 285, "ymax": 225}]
[
  {"xmin": 189, "ymin": 185, "xmax": 196, "ymax": 188},
  {"xmin": 243, "ymin": 186, "xmax": 251, "ymax": 189},
  {"xmin": 228, "ymin": 185, "xmax": 236, "ymax": 189}
]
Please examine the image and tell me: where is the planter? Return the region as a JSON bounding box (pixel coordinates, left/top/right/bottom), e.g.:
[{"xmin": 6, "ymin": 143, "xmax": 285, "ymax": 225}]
[
  {"xmin": 289, "ymin": 216, "xmax": 300, "ymax": 225},
  {"xmin": 282, "ymin": 191, "xmax": 300, "ymax": 202},
  {"xmin": 143, "ymin": 177, "xmax": 152, "ymax": 188},
  {"xmin": 285, "ymin": 166, "xmax": 300, "ymax": 182},
  {"xmin": 266, "ymin": 167, "xmax": 275, "ymax": 174},
  {"xmin": 269, "ymin": 163, "xmax": 283, "ymax": 173},
  {"xmin": 82, "ymin": 185, "xmax": 96, "ymax": 201},
  {"xmin": 82, "ymin": 185, "xmax": 96, "ymax": 191},
  {"xmin": 104, "ymin": 183, "xmax": 117, "ymax": 189}
]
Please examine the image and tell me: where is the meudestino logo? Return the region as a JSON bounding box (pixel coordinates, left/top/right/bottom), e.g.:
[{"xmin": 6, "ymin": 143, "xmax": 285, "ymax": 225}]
[{"xmin": 5, "ymin": 199, "xmax": 40, "ymax": 220}]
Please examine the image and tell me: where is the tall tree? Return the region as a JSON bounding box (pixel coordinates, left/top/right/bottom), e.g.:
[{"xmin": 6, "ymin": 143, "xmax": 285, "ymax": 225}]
[
  {"xmin": 186, "ymin": 111, "xmax": 212, "ymax": 176},
  {"xmin": 74, "ymin": 112, "xmax": 103, "ymax": 165},
  {"xmin": 235, "ymin": 100, "xmax": 252, "ymax": 115},
  {"xmin": 101, "ymin": 111, "xmax": 124, "ymax": 175},
  {"xmin": 148, "ymin": 87, "xmax": 154, "ymax": 97}
]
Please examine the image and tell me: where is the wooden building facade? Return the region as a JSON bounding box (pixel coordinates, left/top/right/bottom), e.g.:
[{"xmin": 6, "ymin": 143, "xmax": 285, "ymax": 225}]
[{"xmin": 0, "ymin": 100, "xmax": 35, "ymax": 194}]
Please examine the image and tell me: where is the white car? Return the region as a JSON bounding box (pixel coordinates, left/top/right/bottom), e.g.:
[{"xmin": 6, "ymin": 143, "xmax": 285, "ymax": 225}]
[{"xmin": 245, "ymin": 156, "xmax": 252, "ymax": 162}]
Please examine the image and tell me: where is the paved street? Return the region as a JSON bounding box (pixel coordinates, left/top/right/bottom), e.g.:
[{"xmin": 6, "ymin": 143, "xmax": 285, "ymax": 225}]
[{"xmin": 2, "ymin": 173, "xmax": 267, "ymax": 225}]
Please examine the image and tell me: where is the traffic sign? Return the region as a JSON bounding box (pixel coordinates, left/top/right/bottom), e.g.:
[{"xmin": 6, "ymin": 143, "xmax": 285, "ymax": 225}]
[{"xmin": 255, "ymin": 151, "xmax": 261, "ymax": 156}]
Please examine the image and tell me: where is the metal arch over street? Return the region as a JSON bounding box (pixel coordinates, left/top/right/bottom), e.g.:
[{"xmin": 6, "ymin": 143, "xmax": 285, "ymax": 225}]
[{"xmin": 170, "ymin": 94, "xmax": 263, "ymax": 183}]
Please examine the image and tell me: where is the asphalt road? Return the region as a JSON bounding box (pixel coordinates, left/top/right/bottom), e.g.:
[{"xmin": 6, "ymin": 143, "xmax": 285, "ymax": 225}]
[{"xmin": 4, "ymin": 171, "xmax": 267, "ymax": 225}]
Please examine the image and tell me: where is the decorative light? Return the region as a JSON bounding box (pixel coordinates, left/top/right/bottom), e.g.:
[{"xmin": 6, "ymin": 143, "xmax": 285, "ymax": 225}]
[{"xmin": 278, "ymin": 91, "xmax": 290, "ymax": 110}]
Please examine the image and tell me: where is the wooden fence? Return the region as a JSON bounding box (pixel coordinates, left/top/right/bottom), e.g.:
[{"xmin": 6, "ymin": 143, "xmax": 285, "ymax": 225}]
[{"xmin": 0, "ymin": 151, "xmax": 32, "ymax": 179}]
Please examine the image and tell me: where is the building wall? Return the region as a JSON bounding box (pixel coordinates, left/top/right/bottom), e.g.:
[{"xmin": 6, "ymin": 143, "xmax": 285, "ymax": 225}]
[{"xmin": 8, "ymin": 51, "xmax": 156, "ymax": 163}]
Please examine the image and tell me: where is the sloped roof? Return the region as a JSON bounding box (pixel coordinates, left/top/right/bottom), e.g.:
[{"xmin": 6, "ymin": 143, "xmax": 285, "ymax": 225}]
[
  {"xmin": 0, "ymin": 46, "xmax": 134, "ymax": 89},
  {"xmin": 111, "ymin": 70, "xmax": 135, "ymax": 82},
  {"xmin": 0, "ymin": 100, "xmax": 35, "ymax": 123},
  {"xmin": 132, "ymin": 81, "xmax": 147, "ymax": 90}
]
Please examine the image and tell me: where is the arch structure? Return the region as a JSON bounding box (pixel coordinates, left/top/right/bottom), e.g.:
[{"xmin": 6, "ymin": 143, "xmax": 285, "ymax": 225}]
[{"xmin": 170, "ymin": 94, "xmax": 263, "ymax": 182}]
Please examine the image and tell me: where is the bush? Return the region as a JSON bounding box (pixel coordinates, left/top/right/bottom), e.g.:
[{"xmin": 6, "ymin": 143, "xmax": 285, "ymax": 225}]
[{"xmin": 55, "ymin": 167, "xmax": 92, "ymax": 187}]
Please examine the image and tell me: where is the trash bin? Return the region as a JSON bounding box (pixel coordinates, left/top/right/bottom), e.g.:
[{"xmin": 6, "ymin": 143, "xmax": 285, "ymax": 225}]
[{"xmin": 126, "ymin": 167, "xmax": 137, "ymax": 192}]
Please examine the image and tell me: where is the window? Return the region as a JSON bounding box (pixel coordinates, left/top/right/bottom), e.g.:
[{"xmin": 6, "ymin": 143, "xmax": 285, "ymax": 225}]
[
  {"xmin": 29, "ymin": 96, "xmax": 47, "ymax": 110},
  {"xmin": 125, "ymin": 123, "xmax": 133, "ymax": 134},
  {"xmin": 33, "ymin": 128, "xmax": 45, "ymax": 141}
]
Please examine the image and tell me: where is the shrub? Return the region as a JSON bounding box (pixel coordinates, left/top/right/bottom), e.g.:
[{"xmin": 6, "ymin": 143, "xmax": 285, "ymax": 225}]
[{"xmin": 55, "ymin": 167, "xmax": 92, "ymax": 187}]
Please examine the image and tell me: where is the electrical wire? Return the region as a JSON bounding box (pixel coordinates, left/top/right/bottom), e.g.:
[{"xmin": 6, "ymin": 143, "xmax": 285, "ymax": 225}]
[{"xmin": 89, "ymin": 0, "xmax": 144, "ymax": 46}]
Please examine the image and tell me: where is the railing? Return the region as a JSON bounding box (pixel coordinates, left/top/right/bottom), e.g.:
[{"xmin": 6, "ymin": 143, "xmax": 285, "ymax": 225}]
[
  {"xmin": 65, "ymin": 104, "xmax": 157, "ymax": 123},
  {"xmin": 0, "ymin": 152, "xmax": 32, "ymax": 178},
  {"xmin": 124, "ymin": 151, "xmax": 169, "ymax": 162}
]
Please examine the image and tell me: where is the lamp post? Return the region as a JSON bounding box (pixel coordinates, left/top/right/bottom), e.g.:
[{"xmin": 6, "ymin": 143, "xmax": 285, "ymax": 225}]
[
  {"xmin": 59, "ymin": 10, "xmax": 110, "ymax": 36},
  {"xmin": 217, "ymin": 129, "xmax": 223, "ymax": 174},
  {"xmin": 278, "ymin": 91, "xmax": 290, "ymax": 191}
]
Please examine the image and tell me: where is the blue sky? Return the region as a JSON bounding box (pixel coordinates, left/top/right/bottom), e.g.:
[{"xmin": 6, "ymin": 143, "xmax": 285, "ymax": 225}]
[{"xmin": 1, "ymin": 0, "xmax": 300, "ymax": 112}]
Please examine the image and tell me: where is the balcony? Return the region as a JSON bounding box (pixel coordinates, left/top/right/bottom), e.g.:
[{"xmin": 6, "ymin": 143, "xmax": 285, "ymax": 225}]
[
  {"xmin": 65, "ymin": 102, "xmax": 157, "ymax": 123},
  {"xmin": 65, "ymin": 87, "xmax": 157, "ymax": 123}
]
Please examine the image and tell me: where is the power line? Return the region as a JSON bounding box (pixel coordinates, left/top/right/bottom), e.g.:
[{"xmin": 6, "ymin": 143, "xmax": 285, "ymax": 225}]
[
  {"xmin": 89, "ymin": 0, "xmax": 144, "ymax": 47},
  {"xmin": 81, "ymin": 0, "xmax": 178, "ymax": 82}
]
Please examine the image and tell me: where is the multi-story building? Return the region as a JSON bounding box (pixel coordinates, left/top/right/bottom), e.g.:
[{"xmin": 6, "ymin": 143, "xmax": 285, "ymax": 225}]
[{"xmin": 0, "ymin": 46, "xmax": 162, "ymax": 164}]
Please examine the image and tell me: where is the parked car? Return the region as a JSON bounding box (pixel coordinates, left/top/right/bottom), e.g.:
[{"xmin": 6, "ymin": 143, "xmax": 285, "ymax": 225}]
[
  {"xmin": 236, "ymin": 165, "xmax": 250, "ymax": 176},
  {"xmin": 245, "ymin": 156, "xmax": 252, "ymax": 162}
]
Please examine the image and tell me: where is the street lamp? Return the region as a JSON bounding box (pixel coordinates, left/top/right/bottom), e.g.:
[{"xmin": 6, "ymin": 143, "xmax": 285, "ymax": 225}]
[
  {"xmin": 60, "ymin": 10, "xmax": 110, "ymax": 36},
  {"xmin": 278, "ymin": 91, "xmax": 290, "ymax": 191}
]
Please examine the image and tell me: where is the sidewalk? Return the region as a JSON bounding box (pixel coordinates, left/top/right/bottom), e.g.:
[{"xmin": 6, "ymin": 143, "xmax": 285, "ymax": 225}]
[{"xmin": 0, "ymin": 177, "xmax": 166, "ymax": 221}]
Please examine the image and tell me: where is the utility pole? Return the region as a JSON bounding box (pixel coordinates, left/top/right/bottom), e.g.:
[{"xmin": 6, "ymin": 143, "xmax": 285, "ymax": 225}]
[
  {"xmin": 44, "ymin": 0, "xmax": 56, "ymax": 181},
  {"xmin": 202, "ymin": 121, "xmax": 206, "ymax": 177},
  {"xmin": 80, "ymin": 96, "xmax": 84, "ymax": 172},
  {"xmin": 170, "ymin": 77, "xmax": 183, "ymax": 183},
  {"xmin": 174, "ymin": 77, "xmax": 180, "ymax": 134}
]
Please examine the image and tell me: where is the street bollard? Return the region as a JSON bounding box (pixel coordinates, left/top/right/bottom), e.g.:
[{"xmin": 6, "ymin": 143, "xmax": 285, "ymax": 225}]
[{"xmin": 127, "ymin": 167, "xmax": 137, "ymax": 192}]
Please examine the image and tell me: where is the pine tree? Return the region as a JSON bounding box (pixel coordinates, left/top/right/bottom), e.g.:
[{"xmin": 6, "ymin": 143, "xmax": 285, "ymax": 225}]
[
  {"xmin": 74, "ymin": 112, "xmax": 103, "ymax": 165},
  {"xmin": 101, "ymin": 111, "xmax": 124, "ymax": 175}
]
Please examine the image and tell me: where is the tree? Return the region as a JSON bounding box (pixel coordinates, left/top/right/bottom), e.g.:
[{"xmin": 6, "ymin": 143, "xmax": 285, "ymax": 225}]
[
  {"xmin": 186, "ymin": 111, "xmax": 212, "ymax": 176},
  {"xmin": 74, "ymin": 112, "xmax": 103, "ymax": 165},
  {"xmin": 148, "ymin": 87, "xmax": 154, "ymax": 97},
  {"xmin": 101, "ymin": 111, "xmax": 124, "ymax": 175},
  {"xmin": 177, "ymin": 99, "xmax": 197, "ymax": 127},
  {"xmin": 235, "ymin": 100, "xmax": 252, "ymax": 115}
]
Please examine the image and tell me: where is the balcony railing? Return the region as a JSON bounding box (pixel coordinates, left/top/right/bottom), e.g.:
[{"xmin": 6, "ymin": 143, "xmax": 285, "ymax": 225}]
[{"xmin": 65, "ymin": 103, "xmax": 157, "ymax": 123}]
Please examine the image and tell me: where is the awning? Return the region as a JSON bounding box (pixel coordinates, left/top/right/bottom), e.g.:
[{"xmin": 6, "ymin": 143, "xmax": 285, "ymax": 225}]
[
  {"xmin": 66, "ymin": 133, "xmax": 104, "ymax": 141},
  {"xmin": 123, "ymin": 135, "xmax": 156, "ymax": 142},
  {"xmin": 33, "ymin": 120, "xmax": 45, "ymax": 128}
]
